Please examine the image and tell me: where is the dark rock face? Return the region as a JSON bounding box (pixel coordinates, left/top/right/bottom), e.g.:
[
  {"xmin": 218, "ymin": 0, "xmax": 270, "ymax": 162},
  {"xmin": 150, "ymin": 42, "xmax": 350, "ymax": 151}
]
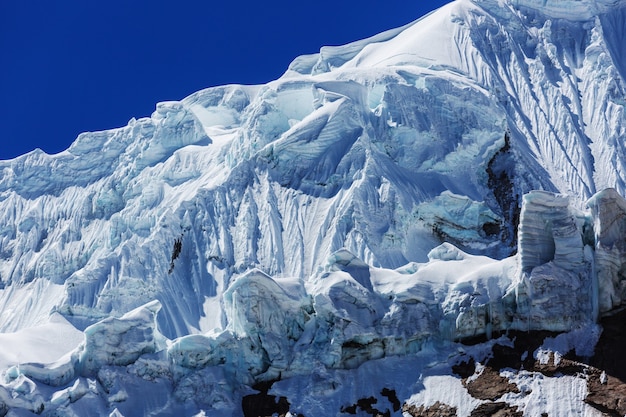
[
  {"xmin": 242, "ymin": 394, "xmax": 290, "ymax": 417},
  {"xmin": 585, "ymin": 368, "xmax": 626, "ymax": 416},
  {"xmin": 340, "ymin": 389, "xmax": 401, "ymax": 417},
  {"xmin": 341, "ymin": 396, "xmax": 389, "ymax": 417},
  {"xmin": 465, "ymin": 366, "xmax": 520, "ymax": 401},
  {"xmin": 486, "ymin": 132, "xmax": 521, "ymax": 254},
  {"xmin": 469, "ymin": 402, "xmax": 522, "ymax": 417},
  {"xmin": 452, "ymin": 326, "xmax": 626, "ymax": 417},
  {"xmin": 585, "ymin": 309, "xmax": 626, "ymax": 416},
  {"xmin": 452, "ymin": 357, "xmax": 476, "ymax": 379},
  {"xmin": 381, "ymin": 388, "xmax": 401, "ymax": 412},
  {"xmin": 590, "ymin": 305, "xmax": 626, "ymax": 381},
  {"xmin": 242, "ymin": 381, "xmax": 291, "ymax": 417}
]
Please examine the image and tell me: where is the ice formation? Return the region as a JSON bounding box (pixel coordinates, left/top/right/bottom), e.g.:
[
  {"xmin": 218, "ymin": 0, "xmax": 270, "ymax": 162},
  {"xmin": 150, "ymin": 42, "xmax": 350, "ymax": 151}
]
[
  {"xmin": 587, "ymin": 188, "xmax": 626, "ymax": 312},
  {"xmin": 2, "ymin": 0, "xmax": 626, "ymax": 414}
]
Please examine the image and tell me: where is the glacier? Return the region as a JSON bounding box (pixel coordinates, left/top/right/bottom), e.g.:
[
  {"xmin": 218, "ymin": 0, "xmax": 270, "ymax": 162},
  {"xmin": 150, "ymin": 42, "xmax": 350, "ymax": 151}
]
[{"xmin": 2, "ymin": 0, "xmax": 626, "ymax": 415}]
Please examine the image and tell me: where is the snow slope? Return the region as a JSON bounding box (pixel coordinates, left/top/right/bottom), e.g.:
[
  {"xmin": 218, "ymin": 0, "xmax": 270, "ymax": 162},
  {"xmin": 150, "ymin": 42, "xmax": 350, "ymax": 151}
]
[{"xmin": 2, "ymin": 0, "xmax": 626, "ymax": 415}]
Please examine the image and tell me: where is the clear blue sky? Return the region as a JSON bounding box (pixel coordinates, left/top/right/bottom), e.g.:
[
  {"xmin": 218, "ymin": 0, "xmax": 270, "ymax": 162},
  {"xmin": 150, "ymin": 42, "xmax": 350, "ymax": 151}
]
[{"xmin": 1, "ymin": 0, "xmax": 450, "ymax": 160}]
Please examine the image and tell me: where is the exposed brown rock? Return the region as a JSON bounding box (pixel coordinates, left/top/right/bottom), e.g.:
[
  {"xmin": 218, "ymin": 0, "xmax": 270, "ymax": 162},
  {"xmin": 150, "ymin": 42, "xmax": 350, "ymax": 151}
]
[
  {"xmin": 402, "ymin": 401, "xmax": 457, "ymax": 417},
  {"xmin": 470, "ymin": 402, "xmax": 523, "ymax": 417},
  {"xmin": 406, "ymin": 322, "xmax": 626, "ymax": 417},
  {"xmin": 586, "ymin": 368, "xmax": 626, "ymax": 416},
  {"xmin": 465, "ymin": 366, "xmax": 520, "ymax": 401},
  {"xmin": 468, "ymin": 328, "xmax": 626, "ymax": 416},
  {"xmin": 532, "ymin": 354, "xmax": 585, "ymax": 377}
]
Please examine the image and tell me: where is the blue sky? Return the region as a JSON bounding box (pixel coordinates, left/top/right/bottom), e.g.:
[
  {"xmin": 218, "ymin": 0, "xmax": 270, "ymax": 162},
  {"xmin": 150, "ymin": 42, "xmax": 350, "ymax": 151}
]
[{"xmin": 1, "ymin": 0, "xmax": 449, "ymax": 160}]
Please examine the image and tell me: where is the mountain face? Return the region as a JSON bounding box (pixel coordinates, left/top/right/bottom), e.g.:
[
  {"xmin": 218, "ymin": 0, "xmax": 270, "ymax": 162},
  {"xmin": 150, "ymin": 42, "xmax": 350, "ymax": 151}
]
[{"xmin": 1, "ymin": 0, "xmax": 626, "ymax": 415}]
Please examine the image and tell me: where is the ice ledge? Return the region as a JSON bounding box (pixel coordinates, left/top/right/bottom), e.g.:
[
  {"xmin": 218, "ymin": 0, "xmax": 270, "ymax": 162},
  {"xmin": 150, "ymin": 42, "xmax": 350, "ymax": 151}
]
[{"xmin": 516, "ymin": 188, "xmax": 626, "ymax": 323}]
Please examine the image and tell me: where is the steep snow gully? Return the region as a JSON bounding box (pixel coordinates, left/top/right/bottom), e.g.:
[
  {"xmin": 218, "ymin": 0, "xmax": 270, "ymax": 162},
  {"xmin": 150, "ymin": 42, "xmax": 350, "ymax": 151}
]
[{"xmin": 2, "ymin": 0, "xmax": 626, "ymax": 415}]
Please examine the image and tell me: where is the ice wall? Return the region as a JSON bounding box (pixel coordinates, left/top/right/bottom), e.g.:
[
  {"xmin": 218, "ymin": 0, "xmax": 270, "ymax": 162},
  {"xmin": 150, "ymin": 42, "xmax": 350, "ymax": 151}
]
[
  {"xmin": 587, "ymin": 188, "xmax": 626, "ymax": 312},
  {"xmin": 515, "ymin": 188, "xmax": 626, "ymax": 328},
  {"xmin": 518, "ymin": 191, "xmax": 586, "ymax": 272},
  {"xmin": 515, "ymin": 191, "xmax": 595, "ymax": 330}
]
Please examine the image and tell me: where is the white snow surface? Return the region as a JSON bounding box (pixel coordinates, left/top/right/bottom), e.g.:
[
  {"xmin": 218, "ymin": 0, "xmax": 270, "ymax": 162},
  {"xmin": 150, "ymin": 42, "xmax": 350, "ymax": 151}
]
[
  {"xmin": 2, "ymin": 0, "xmax": 626, "ymax": 415},
  {"xmin": 0, "ymin": 313, "xmax": 83, "ymax": 371}
]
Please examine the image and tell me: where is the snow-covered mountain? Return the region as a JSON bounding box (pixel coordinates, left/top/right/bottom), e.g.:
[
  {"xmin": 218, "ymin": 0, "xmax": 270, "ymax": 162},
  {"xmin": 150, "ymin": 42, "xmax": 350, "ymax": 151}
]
[{"xmin": 2, "ymin": 0, "xmax": 626, "ymax": 415}]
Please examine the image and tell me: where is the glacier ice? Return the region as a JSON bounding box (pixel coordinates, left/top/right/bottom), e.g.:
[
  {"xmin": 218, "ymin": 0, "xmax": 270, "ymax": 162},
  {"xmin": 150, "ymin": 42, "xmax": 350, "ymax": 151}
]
[
  {"xmin": 587, "ymin": 188, "xmax": 626, "ymax": 312},
  {"xmin": 514, "ymin": 191, "xmax": 598, "ymax": 331},
  {"xmin": 2, "ymin": 0, "xmax": 626, "ymax": 414}
]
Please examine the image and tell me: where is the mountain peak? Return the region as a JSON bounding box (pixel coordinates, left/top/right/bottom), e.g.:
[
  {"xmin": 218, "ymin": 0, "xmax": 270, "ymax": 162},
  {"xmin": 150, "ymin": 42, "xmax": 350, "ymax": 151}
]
[{"xmin": 2, "ymin": 0, "xmax": 626, "ymax": 414}]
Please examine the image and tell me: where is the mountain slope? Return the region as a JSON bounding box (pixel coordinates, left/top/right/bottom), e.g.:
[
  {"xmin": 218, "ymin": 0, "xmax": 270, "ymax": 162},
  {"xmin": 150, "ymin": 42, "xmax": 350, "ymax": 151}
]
[{"xmin": 1, "ymin": 0, "xmax": 626, "ymax": 415}]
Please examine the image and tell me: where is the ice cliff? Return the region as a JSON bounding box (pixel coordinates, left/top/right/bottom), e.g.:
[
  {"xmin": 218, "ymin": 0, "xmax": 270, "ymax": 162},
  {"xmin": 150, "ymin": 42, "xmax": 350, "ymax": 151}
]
[{"xmin": 2, "ymin": 0, "xmax": 626, "ymax": 415}]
